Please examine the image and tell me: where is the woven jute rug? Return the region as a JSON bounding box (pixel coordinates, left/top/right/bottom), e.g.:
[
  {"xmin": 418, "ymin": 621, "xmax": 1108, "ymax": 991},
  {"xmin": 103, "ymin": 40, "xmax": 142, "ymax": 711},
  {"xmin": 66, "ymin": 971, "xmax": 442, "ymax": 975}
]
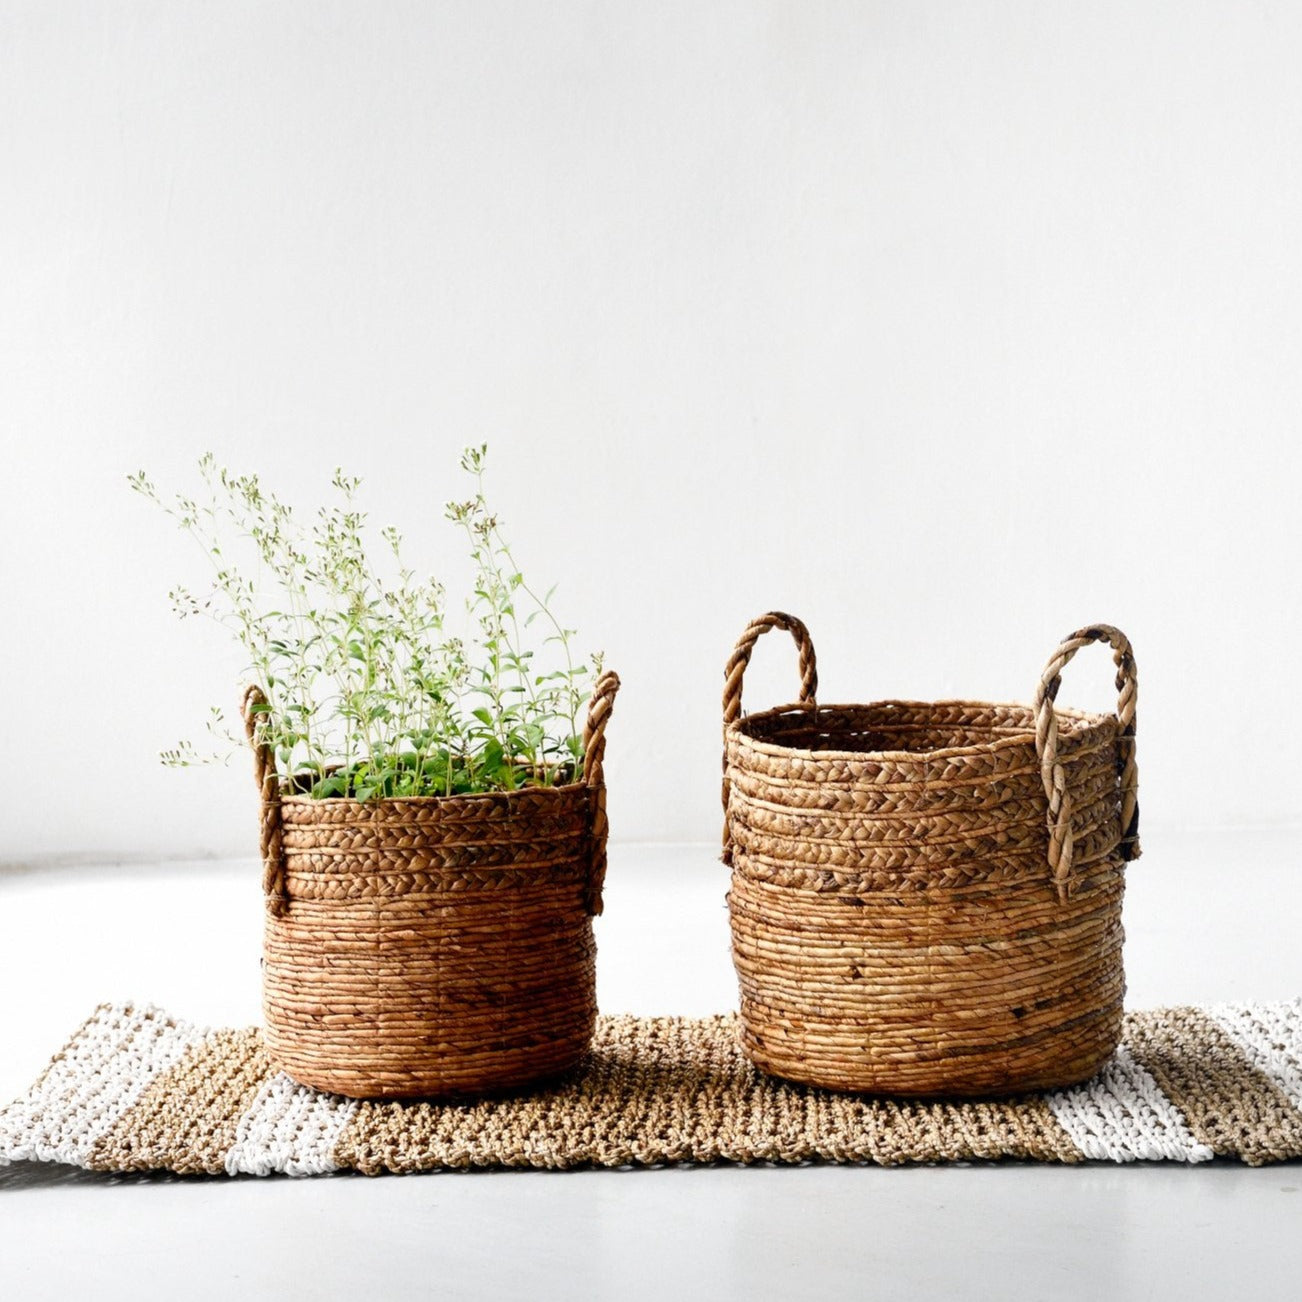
[{"xmin": 3, "ymin": 1000, "xmax": 1301, "ymax": 1176}]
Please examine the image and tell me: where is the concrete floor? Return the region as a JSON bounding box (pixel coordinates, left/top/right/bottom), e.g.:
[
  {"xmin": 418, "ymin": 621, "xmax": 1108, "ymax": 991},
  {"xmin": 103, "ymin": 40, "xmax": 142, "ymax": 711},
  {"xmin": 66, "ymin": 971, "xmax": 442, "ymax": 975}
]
[{"xmin": 2, "ymin": 830, "xmax": 1300, "ymax": 1300}]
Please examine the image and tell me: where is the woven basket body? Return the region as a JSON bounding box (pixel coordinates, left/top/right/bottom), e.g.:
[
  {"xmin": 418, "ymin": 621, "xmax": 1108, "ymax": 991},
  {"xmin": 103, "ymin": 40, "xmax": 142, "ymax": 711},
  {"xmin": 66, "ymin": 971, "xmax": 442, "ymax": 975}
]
[
  {"xmin": 722, "ymin": 616, "xmax": 1140, "ymax": 1097},
  {"xmin": 244, "ymin": 673, "xmax": 619, "ymax": 1100}
]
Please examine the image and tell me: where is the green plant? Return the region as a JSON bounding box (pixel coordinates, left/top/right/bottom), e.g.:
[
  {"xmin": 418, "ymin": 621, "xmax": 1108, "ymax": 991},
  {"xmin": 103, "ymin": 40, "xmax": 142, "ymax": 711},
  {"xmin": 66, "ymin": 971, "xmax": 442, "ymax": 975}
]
[{"xmin": 129, "ymin": 447, "xmax": 601, "ymax": 798}]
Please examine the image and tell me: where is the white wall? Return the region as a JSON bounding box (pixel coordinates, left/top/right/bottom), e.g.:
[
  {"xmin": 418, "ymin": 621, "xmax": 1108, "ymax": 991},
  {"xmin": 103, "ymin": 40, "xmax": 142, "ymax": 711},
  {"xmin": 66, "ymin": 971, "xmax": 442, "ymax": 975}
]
[{"xmin": 2, "ymin": 0, "xmax": 1300, "ymax": 862}]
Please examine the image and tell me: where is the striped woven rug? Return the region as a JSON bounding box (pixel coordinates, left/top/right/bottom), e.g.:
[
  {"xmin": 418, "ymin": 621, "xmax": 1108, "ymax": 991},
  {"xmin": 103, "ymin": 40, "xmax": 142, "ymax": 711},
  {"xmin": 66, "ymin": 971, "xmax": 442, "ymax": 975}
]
[{"xmin": 3, "ymin": 1000, "xmax": 1300, "ymax": 1176}]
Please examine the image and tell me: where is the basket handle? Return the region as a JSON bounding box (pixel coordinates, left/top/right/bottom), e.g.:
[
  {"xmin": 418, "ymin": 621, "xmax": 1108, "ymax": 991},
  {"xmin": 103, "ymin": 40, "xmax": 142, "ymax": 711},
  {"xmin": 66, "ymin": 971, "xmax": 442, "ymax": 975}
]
[
  {"xmin": 723, "ymin": 611, "xmax": 818, "ymax": 727},
  {"xmin": 582, "ymin": 670, "xmax": 621, "ymax": 916},
  {"xmin": 1033, "ymin": 625, "xmax": 1140, "ymax": 902},
  {"xmin": 721, "ymin": 612, "xmax": 818, "ymax": 865},
  {"xmin": 240, "ymin": 684, "xmax": 289, "ymax": 917}
]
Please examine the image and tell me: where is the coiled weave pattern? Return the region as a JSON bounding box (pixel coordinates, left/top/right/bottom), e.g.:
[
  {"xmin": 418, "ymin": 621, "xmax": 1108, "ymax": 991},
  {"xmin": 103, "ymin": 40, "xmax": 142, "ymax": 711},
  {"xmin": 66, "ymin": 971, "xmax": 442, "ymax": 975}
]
[
  {"xmin": 722, "ymin": 614, "xmax": 1140, "ymax": 1097},
  {"xmin": 242, "ymin": 672, "xmax": 619, "ymax": 1100}
]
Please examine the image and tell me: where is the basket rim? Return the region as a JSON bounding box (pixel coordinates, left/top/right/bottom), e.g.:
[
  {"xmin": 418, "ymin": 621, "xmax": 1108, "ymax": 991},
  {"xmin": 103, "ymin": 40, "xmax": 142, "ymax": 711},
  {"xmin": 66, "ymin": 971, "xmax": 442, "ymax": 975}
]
[
  {"xmin": 276, "ymin": 776, "xmax": 589, "ymax": 811},
  {"xmin": 727, "ymin": 697, "xmax": 1113, "ymax": 764}
]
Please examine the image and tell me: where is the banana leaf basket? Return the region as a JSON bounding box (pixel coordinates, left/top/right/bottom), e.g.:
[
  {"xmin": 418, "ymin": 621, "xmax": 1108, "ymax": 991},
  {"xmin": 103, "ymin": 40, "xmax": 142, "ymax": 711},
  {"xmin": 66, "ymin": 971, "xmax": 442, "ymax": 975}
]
[
  {"xmin": 241, "ymin": 672, "xmax": 619, "ymax": 1100},
  {"xmin": 721, "ymin": 614, "xmax": 1139, "ymax": 1097}
]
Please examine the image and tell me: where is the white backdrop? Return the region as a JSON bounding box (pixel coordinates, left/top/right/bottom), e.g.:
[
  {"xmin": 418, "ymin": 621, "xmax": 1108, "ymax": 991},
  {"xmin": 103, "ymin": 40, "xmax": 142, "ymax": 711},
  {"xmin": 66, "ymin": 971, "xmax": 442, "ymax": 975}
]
[{"xmin": 2, "ymin": 0, "xmax": 1300, "ymax": 862}]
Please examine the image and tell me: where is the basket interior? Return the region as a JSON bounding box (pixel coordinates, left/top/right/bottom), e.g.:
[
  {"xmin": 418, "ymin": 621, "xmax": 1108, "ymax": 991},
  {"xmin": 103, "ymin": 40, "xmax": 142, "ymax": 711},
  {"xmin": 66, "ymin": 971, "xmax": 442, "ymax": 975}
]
[{"xmin": 735, "ymin": 700, "xmax": 1108, "ymax": 759}]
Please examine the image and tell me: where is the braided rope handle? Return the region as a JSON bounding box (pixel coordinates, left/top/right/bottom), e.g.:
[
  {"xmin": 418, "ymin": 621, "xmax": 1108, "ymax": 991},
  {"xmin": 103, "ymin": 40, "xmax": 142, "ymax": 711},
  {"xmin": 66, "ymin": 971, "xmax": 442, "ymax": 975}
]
[
  {"xmin": 1033, "ymin": 625, "xmax": 1140, "ymax": 903},
  {"xmin": 582, "ymin": 670, "xmax": 621, "ymax": 916},
  {"xmin": 721, "ymin": 612, "xmax": 819, "ymax": 865},
  {"xmin": 240, "ymin": 684, "xmax": 288, "ymax": 917},
  {"xmin": 723, "ymin": 611, "xmax": 818, "ymax": 728}
]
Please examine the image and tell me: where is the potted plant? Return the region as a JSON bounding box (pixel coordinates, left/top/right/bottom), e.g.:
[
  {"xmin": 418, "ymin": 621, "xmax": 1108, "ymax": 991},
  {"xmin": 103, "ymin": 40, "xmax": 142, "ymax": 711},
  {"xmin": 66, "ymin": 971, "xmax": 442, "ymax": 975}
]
[{"xmin": 130, "ymin": 448, "xmax": 618, "ymax": 1099}]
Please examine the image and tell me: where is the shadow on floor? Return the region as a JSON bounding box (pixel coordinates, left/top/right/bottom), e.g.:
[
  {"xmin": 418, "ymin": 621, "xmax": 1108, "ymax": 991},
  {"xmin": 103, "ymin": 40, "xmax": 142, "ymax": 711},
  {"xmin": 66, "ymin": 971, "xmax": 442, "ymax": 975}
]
[{"xmin": 0, "ymin": 1161, "xmax": 198, "ymax": 1188}]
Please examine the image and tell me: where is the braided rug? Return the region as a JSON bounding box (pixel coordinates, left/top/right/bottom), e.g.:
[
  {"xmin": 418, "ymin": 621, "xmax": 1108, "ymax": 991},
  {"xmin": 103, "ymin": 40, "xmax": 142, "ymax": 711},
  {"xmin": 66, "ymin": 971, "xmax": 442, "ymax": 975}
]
[{"xmin": 3, "ymin": 999, "xmax": 1301, "ymax": 1176}]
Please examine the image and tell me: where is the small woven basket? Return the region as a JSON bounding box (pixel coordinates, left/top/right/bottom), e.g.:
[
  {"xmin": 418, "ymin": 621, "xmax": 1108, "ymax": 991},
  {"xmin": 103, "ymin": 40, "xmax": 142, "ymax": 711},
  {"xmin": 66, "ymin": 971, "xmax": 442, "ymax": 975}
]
[
  {"xmin": 722, "ymin": 614, "xmax": 1140, "ymax": 1097},
  {"xmin": 241, "ymin": 672, "xmax": 619, "ymax": 1100}
]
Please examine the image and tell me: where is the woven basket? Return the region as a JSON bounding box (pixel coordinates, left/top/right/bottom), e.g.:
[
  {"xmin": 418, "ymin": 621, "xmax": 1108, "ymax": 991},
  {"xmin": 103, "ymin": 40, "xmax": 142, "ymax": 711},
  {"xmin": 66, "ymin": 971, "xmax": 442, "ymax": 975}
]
[
  {"xmin": 721, "ymin": 614, "xmax": 1140, "ymax": 1097},
  {"xmin": 240, "ymin": 672, "xmax": 619, "ymax": 1100}
]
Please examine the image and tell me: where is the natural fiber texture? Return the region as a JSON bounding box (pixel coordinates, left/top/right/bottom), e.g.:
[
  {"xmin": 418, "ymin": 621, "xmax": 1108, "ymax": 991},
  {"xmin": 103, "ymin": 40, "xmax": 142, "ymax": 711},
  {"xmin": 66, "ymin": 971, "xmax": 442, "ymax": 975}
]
[
  {"xmin": 4, "ymin": 1000, "xmax": 1302, "ymax": 1176},
  {"xmin": 722, "ymin": 614, "xmax": 1141, "ymax": 1097},
  {"xmin": 240, "ymin": 671, "xmax": 619, "ymax": 1100}
]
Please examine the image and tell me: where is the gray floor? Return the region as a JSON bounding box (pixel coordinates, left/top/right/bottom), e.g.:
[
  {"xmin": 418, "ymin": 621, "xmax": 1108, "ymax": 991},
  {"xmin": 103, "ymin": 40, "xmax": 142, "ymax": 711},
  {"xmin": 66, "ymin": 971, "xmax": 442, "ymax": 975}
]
[
  {"xmin": 3, "ymin": 1161, "xmax": 1299, "ymax": 1302},
  {"xmin": 2, "ymin": 831, "xmax": 1300, "ymax": 1300}
]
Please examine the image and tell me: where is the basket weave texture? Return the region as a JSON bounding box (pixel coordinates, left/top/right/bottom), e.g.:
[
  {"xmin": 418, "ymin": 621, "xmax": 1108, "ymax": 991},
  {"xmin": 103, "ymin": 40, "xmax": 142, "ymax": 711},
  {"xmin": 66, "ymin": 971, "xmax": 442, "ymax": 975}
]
[
  {"xmin": 722, "ymin": 614, "xmax": 1140, "ymax": 1097},
  {"xmin": 241, "ymin": 672, "xmax": 619, "ymax": 1100}
]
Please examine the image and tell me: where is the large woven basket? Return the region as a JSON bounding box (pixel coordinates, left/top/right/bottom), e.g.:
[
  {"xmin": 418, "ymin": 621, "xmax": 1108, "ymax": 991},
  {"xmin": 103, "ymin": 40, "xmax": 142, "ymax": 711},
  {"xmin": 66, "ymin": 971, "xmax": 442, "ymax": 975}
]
[
  {"xmin": 722, "ymin": 614, "xmax": 1140, "ymax": 1097},
  {"xmin": 240, "ymin": 672, "xmax": 619, "ymax": 1100}
]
